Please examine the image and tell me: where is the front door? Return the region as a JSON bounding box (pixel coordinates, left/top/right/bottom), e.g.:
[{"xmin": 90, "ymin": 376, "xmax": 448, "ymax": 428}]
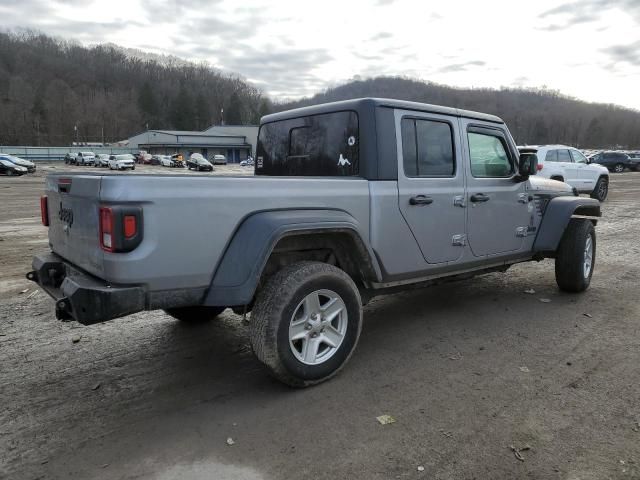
[
  {"xmin": 396, "ymin": 110, "xmax": 467, "ymax": 264},
  {"xmin": 570, "ymin": 148, "xmax": 591, "ymax": 191},
  {"xmin": 557, "ymin": 148, "xmax": 581, "ymax": 188},
  {"xmin": 461, "ymin": 121, "xmax": 531, "ymax": 257}
]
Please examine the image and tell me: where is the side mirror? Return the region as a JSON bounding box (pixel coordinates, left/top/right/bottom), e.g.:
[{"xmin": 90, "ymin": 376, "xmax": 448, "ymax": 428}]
[{"xmin": 518, "ymin": 152, "xmax": 538, "ymax": 179}]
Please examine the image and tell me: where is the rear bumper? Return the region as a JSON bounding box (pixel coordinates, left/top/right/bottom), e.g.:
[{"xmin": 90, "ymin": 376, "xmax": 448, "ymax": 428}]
[{"xmin": 27, "ymin": 252, "xmax": 146, "ymax": 325}]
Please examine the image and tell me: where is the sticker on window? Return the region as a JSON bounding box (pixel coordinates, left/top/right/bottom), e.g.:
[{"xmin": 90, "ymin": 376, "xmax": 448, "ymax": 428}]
[{"xmin": 337, "ymin": 154, "xmax": 351, "ymax": 167}]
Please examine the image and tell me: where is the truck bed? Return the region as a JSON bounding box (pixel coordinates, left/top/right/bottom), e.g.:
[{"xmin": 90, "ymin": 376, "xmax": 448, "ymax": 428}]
[{"xmin": 45, "ymin": 173, "xmax": 371, "ymax": 292}]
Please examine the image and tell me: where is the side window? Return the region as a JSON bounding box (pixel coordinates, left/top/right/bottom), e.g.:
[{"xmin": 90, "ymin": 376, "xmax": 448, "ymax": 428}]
[
  {"xmin": 557, "ymin": 149, "xmax": 572, "ymax": 162},
  {"xmin": 545, "ymin": 150, "xmax": 558, "ymax": 162},
  {"xmin": 570, "ymin": 149, "xmax": 588, "ymax": 164},
  {"xmin": 401, "ymin": 118, "xmax": 455, "ymax": 177},
  {"xmin": 468, "ymin": 132, "xmax": 513, "ymax": 178}
]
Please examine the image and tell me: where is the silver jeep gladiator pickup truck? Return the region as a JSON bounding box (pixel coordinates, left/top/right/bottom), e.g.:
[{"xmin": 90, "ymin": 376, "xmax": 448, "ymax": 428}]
[{"xmin": 29, "ymin": 98, "xmax": 601, "ymax": 387}]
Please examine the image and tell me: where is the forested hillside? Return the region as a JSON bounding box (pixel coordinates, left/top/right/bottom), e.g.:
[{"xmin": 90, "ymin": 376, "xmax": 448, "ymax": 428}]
[
  {"xmin": 0, "ymin": 31, "xmax": 270, "ymax": 146},
  {"xmin": 1, "ymin": 31, "xmax": 639, "ymax": 149},
  {"xmin": 278, "ymin": 77, "xmax": 640, "ymax": 149}
]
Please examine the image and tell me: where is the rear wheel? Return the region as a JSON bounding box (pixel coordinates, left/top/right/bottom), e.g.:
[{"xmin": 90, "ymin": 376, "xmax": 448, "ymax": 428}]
[
  {"xmin": 250, "ymin": 262, "xmax": 362, "ymax": 387},
  {"xmin": 164, "ymin": 306, "xmax": 226, "ymax": 322},
  {"xmin": 590, "ymin": 176, "xmax": 608, "ymax": 201},
  {"xmin": 555, "ymin": 219, "xmax": 595, "ymax": 293},
  {"xmin": 613, "ymin": 163, "xmax": 625, "ymax": 173}
]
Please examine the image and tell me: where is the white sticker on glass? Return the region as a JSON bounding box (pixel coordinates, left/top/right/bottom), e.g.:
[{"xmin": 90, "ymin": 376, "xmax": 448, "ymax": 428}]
[{"xmin": 337, "ymin": 154, "xmax": 351, "ymax": 167}]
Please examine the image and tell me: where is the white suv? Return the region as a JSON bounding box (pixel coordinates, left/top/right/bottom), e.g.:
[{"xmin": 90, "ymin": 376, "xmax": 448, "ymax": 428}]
[
  {"xmin": 518, "ymin": 145, "xmax": 609, "ymax": 201},
  {"xmin": 108, "ymin": 154, "xmax": 136, "ymax": 171}
]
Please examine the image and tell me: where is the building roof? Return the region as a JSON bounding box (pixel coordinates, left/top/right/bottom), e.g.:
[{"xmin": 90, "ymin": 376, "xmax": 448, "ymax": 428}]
[{"xmin": 148, "ymin": 130, "xmax": 246, "ymax": 139}]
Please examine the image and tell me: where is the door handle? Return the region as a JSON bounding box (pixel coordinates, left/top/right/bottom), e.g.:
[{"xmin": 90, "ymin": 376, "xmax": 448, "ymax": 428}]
[
  {"xmin": 409, "ymin": 195, "xmax": 433, "ymax": 206},
  {"xmin": 470, "ymin": 193, "xmax": 490, "ymax": 203}
]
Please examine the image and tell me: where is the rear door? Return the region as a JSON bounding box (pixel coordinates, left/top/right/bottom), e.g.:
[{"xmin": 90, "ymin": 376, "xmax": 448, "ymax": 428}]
[
  {"xmin": 461, "ymin": 121, "xmax": 531, "ymax": 257},
  {"xmin": 395, "ymin": 109, "xmax": 467, "ymax": 264}
]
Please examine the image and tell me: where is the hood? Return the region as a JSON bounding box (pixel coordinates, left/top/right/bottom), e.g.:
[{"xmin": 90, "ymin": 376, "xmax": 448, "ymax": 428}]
[{"xmin": 527, "ymin": 175, "xmax": 573, "ymax": 193}]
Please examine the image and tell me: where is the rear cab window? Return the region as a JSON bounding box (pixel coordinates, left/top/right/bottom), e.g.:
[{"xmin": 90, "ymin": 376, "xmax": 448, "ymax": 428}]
[{"xmin": 256, "ymin": 111, "xmax": 359, "ymax": 176}]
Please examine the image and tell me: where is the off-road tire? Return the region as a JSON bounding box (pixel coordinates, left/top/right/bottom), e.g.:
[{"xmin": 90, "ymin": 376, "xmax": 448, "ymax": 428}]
[
  {"xmin": 164, "ymin": 306, "xmax": 226, "ymax": 322},
  {"xmin": 555, "ymin": 219, "xmax": 595, "ymax": 293},
  {"xmin": 590, "ymin": 176, "xmax": 608, "ymax": 201},
  {"xmin": 250, "ymin": 261, "xmax": 363, "ymax": 388}
]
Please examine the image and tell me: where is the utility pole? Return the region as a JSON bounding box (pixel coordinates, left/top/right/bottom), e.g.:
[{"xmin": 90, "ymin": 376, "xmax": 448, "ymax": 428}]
[{"xmin": 220, "ymin": 108, "xmax": 224, "ymax": 126}]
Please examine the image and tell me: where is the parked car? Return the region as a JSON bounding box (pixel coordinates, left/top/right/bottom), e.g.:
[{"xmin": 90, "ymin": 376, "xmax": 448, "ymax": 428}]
[
  {"xmin": 30, "ymin": 98, "xmax": 602, "ymax": 387},
  {"xmin": 212, "ymin": 154, "xmax": 227, "ymax": 165},
  {"xmin": 76, "ymin": 152, "xmax": 96, "ymax": 166},
  {"xmin": 170, "ymin": 153, "xmax": 185, "ymax": 168},
  {"xmin": 517, "ymin": 145, "xmax": 609, "ymax": 201},
  {"xmin": 240, "ymin": 158, "xmax": 254, "ymax": 167},
  {"xmin": 108, "ymin": 154, "xmax": 136, "ymax": 171},
  {"xmin": 626, "ymin": 151, "xmax": 640, "ymax": 170},
  {"xmin": 0, "ymin": 158, "xmax": 28, "ymax": 175},
  {"xmin": 64, "ymin": 153, "xmax": 78, "ymax": 165},
  {"xmin": 187, "ymin": 153, "xmax": 213, "ymax": 171},
  {"xmin": 0, "ymin": 154, "xmax": 36, "ymax": 173},
  {"xmin": 149, "ymin": 155, "xmax": 162, "ymax": 166},
  {"xmin": 589, "ymin": 151, "xmax": 635, "ymax": 173},
  {"xmin": 156, "ymin": 155, "xmax": 173, "ymax": 167},
  {"xmin": 94, "ymin": 154, "xmax": 111, "ymax": 167}
]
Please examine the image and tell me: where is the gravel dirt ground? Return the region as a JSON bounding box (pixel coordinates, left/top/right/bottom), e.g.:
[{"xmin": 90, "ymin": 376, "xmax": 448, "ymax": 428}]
[{"xmin": 1, "ymin": 164, "xmax": 639, "ymax": 480}]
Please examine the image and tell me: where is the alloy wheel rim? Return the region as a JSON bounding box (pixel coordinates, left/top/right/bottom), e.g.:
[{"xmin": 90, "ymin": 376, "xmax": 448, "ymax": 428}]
[
  {"xmin": 615, "ymin": 165, "xmax": 624, "ymax": 172},
  {"xmin": 583, "ymin": 235, "xmax": 593, "ymax": 279},
  {"xmin": 599, "ymin": 181, "xmax": 607, "ymax": 198},
  {"xmin": 289, "ymin": 289, "xmax": 348, "ymax": 366}
]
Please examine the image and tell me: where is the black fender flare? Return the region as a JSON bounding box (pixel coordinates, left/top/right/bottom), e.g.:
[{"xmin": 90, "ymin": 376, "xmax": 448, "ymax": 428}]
[
  {"xmin": 203, "ymin": 209, "xmax": 382, "ymax": 307},
  {"xmin": 533, "ymin": 196, "xmax": 601, "ymax": 253}
]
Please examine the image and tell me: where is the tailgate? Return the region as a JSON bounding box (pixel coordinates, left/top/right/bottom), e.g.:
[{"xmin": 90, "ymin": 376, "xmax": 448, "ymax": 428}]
[{"xmin": 45, "ymin": 175, "xmax": 104, "ymax": 277}]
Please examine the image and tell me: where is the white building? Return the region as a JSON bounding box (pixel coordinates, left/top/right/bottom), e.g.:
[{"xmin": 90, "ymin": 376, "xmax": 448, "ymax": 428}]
[{"xmin": 126, "ymin": 125, "xmax": 258, "ymax": 163}]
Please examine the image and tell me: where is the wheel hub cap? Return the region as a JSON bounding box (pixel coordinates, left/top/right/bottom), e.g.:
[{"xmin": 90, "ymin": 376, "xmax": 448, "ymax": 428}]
[{"xmin": 289, "ymin": 289, "xmax": 348, "ymax": 365}]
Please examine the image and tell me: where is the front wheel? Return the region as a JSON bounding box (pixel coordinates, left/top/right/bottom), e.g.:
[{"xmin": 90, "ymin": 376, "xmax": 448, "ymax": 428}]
[
  {"xmin": 555, "ymin": 219, "xmax": 595, "ymax": 293},
  {"xmin": 164, "ymin": 306, "xmax": 226, "ymax": 322},
  {"xmin": 590, "ymin": 176, "xmax": 608, "ymax": 201},
  {"xmin": 250, "ymin": 261, "xmax": 363, "ymax": 387}
]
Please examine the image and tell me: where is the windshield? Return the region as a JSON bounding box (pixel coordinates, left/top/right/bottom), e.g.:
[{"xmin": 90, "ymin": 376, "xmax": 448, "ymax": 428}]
[
  {"xmin": 115, "ymin": 155, "xmax": 133, "ymax": 160},
  {"xmin": 256, "ymin": 110, "xmax": 359, "ymax": 176},
  {"xmin": 81, "ymin": 152, "xmax": 94, "ymax": 156}
]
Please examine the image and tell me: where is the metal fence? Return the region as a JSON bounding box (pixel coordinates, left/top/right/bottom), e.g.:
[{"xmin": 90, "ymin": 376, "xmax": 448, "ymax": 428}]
[{"xmin": 0, "ymin": 146, "xmax": 138, "ymax": 161}]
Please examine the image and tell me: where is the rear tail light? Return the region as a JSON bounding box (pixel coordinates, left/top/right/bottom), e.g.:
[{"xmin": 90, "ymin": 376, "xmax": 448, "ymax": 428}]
[
  {"xmin": 537, "ymin": 163, "xmax": 544, "ymax": 171},
  {"xmin": 100, "ymin": 207, "xmax": 114, "ymax": 252},
  {"xmin": 99, "ymin": 206, "xmax": 143, "ymax": 253},
  {"xmin": 40, "ymin": 195, "xmax": 49, "ymax": 226}
]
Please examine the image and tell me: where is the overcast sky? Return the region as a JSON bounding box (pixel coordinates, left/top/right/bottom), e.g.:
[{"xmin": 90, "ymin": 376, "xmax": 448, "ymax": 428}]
[{"xmin": 1, "ymin": 0, "xmax": 639, "ymax": 108}]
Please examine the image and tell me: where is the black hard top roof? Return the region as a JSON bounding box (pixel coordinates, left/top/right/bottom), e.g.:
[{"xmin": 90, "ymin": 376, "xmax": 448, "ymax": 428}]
[{"xmin": 262, "ymin": 97, "xmax": 503, "ymax": 124}]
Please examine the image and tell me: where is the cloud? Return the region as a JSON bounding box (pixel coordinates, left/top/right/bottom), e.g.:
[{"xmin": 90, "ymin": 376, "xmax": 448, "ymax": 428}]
[
  {"xmin": 602, "ymin": 40, "xmax": 640, "ymax": 67},
  {"xmin": 369, "ymin": 32, "xmax": 393, "ymax": 41},
  {"xmin": 538, "ymin": 0, "xmax": 640, "ymax": 29},
  {"xmin": 438, "ymin": 60, "xmax": 486, "ymax": 73}
]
